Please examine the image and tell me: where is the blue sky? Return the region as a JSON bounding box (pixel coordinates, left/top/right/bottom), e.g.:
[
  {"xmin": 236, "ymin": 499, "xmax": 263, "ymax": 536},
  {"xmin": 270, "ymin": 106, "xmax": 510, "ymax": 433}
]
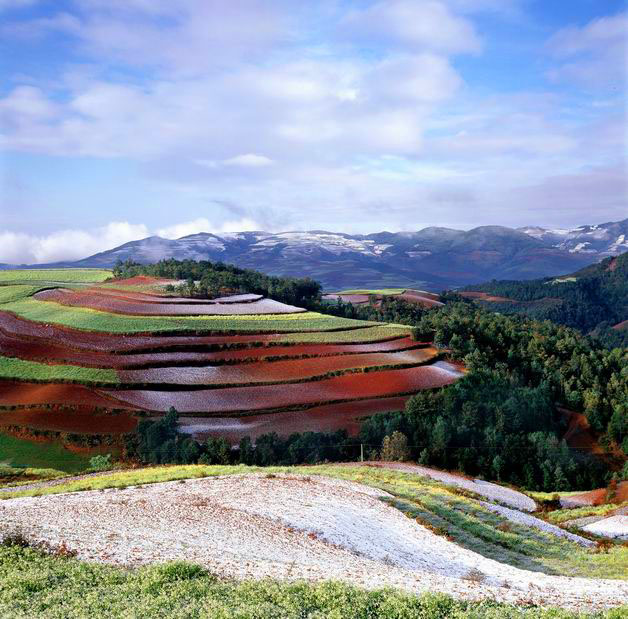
[{"xmin": 0, "ymin": 0, "xmax": 626, "ymax": 263}]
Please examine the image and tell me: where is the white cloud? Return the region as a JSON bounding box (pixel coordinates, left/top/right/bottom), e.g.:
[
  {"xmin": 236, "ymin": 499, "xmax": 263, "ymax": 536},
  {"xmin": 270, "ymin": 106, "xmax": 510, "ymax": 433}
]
[
  {"xmin": 156, "ymin": 217, "xmax": 260, "ymax": 239},
  {"xmin": 339, "ymin": 0, "xmax": 481, "ymax": 54},
  {"xmin": 0, "ymin": 222, "xmax": 149, "ymax": 264},
  {"xmin": 223, "ymin": 154, "xmax": 274, "ymax": 167},
  {"xmin": 546, "ymin": 12, "xmax": 627, "ymax": 87}
]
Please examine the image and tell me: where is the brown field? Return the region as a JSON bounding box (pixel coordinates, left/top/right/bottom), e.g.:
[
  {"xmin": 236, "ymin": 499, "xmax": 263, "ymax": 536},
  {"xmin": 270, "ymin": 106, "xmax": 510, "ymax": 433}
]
[
  {"xmin": 0, "ymin": 407, "xmax": 137, "ymax": 434},
  {"xmin": 459, "ymin": 291, "xmax": 513, "ymax": 303},
  {"xmin": 177, "ymin": 396, "xmax": 409, "ymax": 443}
]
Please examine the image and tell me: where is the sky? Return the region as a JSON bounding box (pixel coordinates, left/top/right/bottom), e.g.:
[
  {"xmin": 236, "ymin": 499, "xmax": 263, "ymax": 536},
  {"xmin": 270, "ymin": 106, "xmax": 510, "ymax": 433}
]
[{"xmin": 0, "ymin": 0, "xmax": 626, "ymax": 263}]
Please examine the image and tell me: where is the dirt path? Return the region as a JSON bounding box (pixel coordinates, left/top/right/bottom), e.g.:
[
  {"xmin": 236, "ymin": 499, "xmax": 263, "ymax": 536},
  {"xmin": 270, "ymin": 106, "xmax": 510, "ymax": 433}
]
[
  {"xmin": 1, "ymin": 474, "xmax": 625, "ymax": 611},
  {"xmin": 355, "ymin": 462, "xmax": 537, "ymax": 511}
]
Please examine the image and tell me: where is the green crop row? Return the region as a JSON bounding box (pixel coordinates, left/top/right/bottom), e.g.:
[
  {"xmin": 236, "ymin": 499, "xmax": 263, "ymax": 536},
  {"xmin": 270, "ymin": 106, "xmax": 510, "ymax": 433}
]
[
  {"xmin": 0, "ymin": 356, "xmax": 118, "ymax": 384},
  {"xmin": 278, "ymin": 324, "xmax": 412, "ymax": 344},
  {"xmin": 0, "ymin": 269, "xmax": 112, "ymax": 283},
  {"xmin": 2, "ymin": 297, "xmax": 377, "ymax": 334}
]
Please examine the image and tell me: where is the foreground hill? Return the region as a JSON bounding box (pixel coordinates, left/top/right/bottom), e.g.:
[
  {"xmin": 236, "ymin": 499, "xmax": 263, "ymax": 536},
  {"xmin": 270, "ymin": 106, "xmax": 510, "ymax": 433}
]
[
  {"xmin": 460, "ymin": 252, "xmax": 628, "ymax": 347},
  {"xmin": 1, "ymin": 464, "xmax": 626, "ymax": 616},
  {"xmin": 7, "ymin": 218, "xmax": 627, "ymax": 290}
]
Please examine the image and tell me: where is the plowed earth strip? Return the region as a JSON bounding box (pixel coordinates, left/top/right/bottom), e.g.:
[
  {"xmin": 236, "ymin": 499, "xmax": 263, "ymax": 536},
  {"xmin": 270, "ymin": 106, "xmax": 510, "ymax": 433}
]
[
  {"xmin": 177, "ymin": 396, "xmax": 409, "ymax": 443},
  {"xmin": 78, "ymin": 289, "xmax": 263, "ymax": 305},
  {"xmin": 0, "ymin": 407, "xmax": 137, "ymax": 434},
  {"xmin": 116, "ymin": 348, "xmax": 440, "ymax": 385},
  {"xmin": 34, "ymin": 289, "xmax": 305, "ymax": 316},
  {"xmin": 100, "ymin": 362, "xmax": 463, "ymax": 414}
]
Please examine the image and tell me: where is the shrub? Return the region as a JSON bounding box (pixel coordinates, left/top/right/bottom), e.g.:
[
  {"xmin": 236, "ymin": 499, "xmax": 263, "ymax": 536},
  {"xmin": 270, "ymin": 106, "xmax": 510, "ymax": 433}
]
[{"xmin": 89, "ymin": 453, "xmax": 112, "ymax": 471}]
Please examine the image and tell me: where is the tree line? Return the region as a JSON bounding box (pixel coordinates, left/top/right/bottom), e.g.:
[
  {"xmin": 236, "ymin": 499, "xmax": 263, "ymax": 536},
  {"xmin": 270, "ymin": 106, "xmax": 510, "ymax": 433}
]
[{"xmin": 112, "ymin": 258, "xmax": 321, "ymax": 307}]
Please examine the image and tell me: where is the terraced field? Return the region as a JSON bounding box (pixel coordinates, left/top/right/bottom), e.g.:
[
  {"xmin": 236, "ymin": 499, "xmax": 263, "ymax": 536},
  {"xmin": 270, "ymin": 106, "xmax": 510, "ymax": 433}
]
[
  {"xmin": 0, "ymin": 271, "xmax": 463, "ymax": 454},
  {"xmin": 324, "ymin": 288, "xmax": 444, "ymax": 308}
]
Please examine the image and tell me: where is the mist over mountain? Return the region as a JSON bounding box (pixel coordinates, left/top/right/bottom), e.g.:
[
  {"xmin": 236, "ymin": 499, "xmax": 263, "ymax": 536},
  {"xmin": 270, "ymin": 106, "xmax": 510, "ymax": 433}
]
[{"xmin": 9, "ymin": 219, "xmax": 628, "ymax": 291}]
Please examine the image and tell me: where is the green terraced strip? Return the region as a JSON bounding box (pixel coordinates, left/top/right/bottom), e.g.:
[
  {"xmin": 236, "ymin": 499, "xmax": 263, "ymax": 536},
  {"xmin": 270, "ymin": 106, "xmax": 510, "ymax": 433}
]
[
  {"xmin": 2, "ymin": 297, "xmax": 377, "ymax": 334},
  {"xmin": 0, "ymin": 269, "xmax": 112, "ymax": 283},
  {"xmin": 278, "ymin": 324, "xmax": 412, "ymax": 343},
  {"xmin": 0, "ymin": 285, "xmax": 43, "ymax": 304},
  {"xmin": 0, "ymin": 356, "xmax": 118, "ymax": 384}
]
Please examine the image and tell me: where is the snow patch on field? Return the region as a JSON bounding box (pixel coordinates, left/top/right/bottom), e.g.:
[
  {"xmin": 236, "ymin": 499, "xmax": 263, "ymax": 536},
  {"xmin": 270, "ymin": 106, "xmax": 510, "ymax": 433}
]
[
  {"xmin": 582, "ymin": 515, "xmax": 628, "ymax": 539},
  {"xmin": 1, "ymin": 474, "xmax": 626, "ymax": 610}
]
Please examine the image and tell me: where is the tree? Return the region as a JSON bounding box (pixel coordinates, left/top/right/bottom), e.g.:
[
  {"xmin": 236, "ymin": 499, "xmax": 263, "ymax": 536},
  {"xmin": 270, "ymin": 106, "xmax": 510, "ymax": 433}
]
[{"xmin": 380, "ymin": 431, "xmax": 410, "ymax": 462}]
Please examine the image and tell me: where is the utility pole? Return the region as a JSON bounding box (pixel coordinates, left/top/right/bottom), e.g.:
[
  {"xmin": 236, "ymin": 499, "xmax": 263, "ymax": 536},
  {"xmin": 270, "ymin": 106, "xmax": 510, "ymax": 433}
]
[{"xmin": 360, "ymin": 443, "xmax": 364, "ymax": 462}]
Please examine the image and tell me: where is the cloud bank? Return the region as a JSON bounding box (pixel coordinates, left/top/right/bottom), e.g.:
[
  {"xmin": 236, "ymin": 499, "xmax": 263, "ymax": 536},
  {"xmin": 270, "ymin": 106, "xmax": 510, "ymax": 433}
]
[{"xmin": 0, "ymin": 1, "xmax": 625, "ymax": 243}]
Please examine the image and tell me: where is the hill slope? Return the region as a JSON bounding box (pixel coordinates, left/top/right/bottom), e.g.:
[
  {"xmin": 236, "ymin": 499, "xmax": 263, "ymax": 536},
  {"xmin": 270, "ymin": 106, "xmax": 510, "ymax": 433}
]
[{"xmin": 460, "ymin": 252, "xmax": 628, "ymax": 347}]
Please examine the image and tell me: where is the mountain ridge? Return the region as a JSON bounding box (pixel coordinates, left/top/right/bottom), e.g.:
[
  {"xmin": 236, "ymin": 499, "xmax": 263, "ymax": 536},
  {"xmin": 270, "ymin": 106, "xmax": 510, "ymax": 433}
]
[{"xmin": 4, "ymin": 218, "xmax": 627, "ymax": 291}]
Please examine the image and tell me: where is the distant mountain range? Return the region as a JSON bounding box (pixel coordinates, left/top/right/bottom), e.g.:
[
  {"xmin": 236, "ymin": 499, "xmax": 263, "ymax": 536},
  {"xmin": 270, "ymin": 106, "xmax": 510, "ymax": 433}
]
[{"xmin": 7, "ymin": 218, "xmax": 628, "ymax": 291}]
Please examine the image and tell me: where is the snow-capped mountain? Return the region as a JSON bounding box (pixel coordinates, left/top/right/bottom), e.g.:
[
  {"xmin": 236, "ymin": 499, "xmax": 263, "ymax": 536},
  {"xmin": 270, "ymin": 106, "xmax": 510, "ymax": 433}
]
[
  {"xmin": 518, "ymin": 219, "xmax": 628, "ymax": 258},
  {"xmin": 12, "ymin": 218, "xmax": 627, "ymax": 291}
]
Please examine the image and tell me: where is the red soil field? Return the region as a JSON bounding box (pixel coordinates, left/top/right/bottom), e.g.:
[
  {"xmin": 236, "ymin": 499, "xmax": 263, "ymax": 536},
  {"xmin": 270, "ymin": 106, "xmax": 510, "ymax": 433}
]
[
  {"xmin": 0, "ymin": 407, "xmax": 137, "ymax": 435},
  {"xmin": 100, "ymin": 362, "xmax": 463, "ymax": 414},
  {"xmin": 177, "ymin": 396, "xmax": 410, "ymax": 444},
  {"xmin": 459, "ymin": 291, "xmax": 513, "ymax": 303},
  {"xmin": 560, "ymin": 408, "xmax": 606, "ymax": 455},
  {"xmin": 1, "ymin": 329, "xmax": 428, "ymax": 369},
  {"xmin": 612, "ymin": 320, "xmax": 628, "ymax": 331},
  {"xmin": 117, "ymin": 348, "xmax": 440, "ymax": 385},
  {"xmin": 0, "ymin": 381, "xmax": 128, "ymax": 409},
  {"xmin": 404, "ymin": 289, "xmax": 440, "ymax": 301},
  {"xmin": 34, "ymin": 289, "xmax": 305, "ymax": 316},
  {"xmin": 563, "ymin": 482, "xmax": 628, "ymax": 507}
]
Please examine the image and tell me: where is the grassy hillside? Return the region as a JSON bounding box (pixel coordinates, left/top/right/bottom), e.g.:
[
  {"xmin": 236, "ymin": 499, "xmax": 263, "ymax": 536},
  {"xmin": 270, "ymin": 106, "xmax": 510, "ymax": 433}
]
[
  {"xmin": 4, "ymin": 544, "xmax": 618, "ymax": 619},
  {"xmin": 460, "ymin": 253, "xmax": 628, "ymax": 347}
]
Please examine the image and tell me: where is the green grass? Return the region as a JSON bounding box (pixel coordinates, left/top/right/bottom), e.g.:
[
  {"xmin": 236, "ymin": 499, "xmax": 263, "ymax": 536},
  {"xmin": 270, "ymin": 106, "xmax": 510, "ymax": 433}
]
[
  {"xmin": 2, "ymin": 546, "xmax": 617, "ymax": 619},
  {"xmin": 2, "ymin": 298, "xmax": 377, "ymax": 334},
  {"xmin": 0, "ymin": 356, "xmax": 118, "ymax": 384},
  {"xmin": 0, "ymin": 434, "xmax": 91, "ymax": 473},
  {"xmin": 336, "ymin": 288, "xmax": 406, "ymax": 295},
  {"xmin": 0, "ymin": 465, "xmax": 66, "ymax": 486},
  {"xmin": 3, "ymin": 464, "xmax": 626, "ymax": 580},
  {"xmin": 0, "ymin": 269, "xmax": 111, "ymax": 284},
  {"xmin": 546, "ymin": 503, "xmax": 628, "ymax": 525},
  {"xmin": 0, "ymin": 285, "xmax": 43, "ymax": 304}
]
